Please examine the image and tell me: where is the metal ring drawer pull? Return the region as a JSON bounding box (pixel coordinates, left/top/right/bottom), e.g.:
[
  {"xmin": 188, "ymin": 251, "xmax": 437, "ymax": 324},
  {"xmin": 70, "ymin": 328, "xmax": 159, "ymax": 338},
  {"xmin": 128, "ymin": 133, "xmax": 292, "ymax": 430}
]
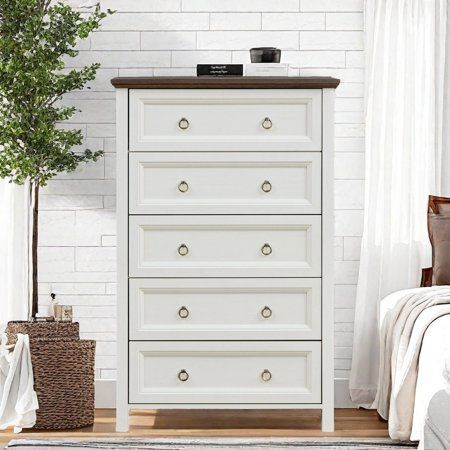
[
  {"xmin": 178, "ymin": 117, "xmax": 190, "ymax": 130},
  {"xmin": 261, "ymin": 243, "xmax": 272, "ymax": 256},
  {"xmin": 178, "ymin": 306, "xmax": 189, "ymax": 319},
  {"xmin": 178, "ymin": 369, "xmax": 189, "ymax": 382},
  {"xmin": 178, "ymin": 244, "xmax": 189, "ymax": 256},
  {"xmin": 262, "ymin": 117, "xmax": 272, "ymax": 130},
  {"xmin": 261, "ymin": 369, "xmax": 272, "ymax": 382},
  {"xmin": 178, "ymin": 180, "xmax": 189, "ymax": 193},
  {"xmin": 261, "ymin": 180, "xmax": 272, "ymax": 193},
  {"xmin": 261, "ymin": 306, "xmax": 272, "ymax": 319}
]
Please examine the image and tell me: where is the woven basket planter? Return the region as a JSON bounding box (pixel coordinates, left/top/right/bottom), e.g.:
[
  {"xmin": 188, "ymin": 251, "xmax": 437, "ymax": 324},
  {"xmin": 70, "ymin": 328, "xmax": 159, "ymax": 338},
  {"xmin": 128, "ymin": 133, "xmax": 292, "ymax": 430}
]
[
  {"xmin": 6, "ymin": 321, "xmax": 96, "ymax": 430},
  {"xmin": 6, "ymin": 321, "xmax": 79, "ymax": 344}
]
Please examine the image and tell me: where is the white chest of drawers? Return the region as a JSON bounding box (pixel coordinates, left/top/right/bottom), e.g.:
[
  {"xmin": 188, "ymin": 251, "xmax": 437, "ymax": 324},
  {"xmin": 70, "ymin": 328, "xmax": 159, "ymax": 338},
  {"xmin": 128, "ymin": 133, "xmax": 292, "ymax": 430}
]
[{"xmin": 113, "ymin": 76, "xmax": 339, "ymax": 432}]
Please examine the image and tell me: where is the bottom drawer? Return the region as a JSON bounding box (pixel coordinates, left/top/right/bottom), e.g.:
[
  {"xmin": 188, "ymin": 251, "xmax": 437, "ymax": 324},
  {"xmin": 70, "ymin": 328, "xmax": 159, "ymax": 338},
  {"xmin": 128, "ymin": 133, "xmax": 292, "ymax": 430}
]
[{"xmin": 129, "ymin": 341, "xmax": 321, "ymax": 404}]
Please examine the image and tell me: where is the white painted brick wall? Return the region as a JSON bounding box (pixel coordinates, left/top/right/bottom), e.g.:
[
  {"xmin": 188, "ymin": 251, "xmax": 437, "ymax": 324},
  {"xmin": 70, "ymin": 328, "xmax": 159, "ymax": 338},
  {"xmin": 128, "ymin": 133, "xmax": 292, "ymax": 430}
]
[{"xmin": 39, "ymin": 0, "xmax": 364, "ymax": 385}]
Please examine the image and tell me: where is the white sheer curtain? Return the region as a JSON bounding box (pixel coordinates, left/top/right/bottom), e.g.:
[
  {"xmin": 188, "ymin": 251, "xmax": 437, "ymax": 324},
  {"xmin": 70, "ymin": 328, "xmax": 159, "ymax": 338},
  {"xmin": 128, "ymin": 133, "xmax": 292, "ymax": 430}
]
[
  {"xmin": 0, "ymin": 181, "xmax": 30, "ymax": 329},
  {"xmin": 350, "ymin": 0, "xmax": 449, "ymax": 406},
  {"xmin": 443, "ymin": 2, "xmax": 450, "ymax": 194}
]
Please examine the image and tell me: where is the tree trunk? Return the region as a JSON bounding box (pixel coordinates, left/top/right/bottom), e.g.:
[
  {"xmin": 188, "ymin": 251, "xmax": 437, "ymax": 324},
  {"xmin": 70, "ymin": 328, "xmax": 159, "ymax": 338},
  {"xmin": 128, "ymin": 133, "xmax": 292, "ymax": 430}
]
[{"xmin": 31, "ymin": 181, "xmax": 39, "ymax": 319}]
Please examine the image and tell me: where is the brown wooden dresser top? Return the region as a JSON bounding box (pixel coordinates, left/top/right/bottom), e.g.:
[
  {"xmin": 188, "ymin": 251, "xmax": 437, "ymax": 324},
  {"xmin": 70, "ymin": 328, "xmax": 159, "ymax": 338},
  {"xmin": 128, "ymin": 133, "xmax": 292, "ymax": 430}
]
[{"xmin": 110, "ymin": 76, "xmax": 340, "ymax": 89}]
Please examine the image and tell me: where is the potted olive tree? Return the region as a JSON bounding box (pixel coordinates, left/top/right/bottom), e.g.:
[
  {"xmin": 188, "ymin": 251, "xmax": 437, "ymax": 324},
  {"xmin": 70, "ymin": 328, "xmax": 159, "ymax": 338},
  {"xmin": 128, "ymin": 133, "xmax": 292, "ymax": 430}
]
[{"xmin": 0, "ymin": 0, "xmax": 112, "ymax": 319}]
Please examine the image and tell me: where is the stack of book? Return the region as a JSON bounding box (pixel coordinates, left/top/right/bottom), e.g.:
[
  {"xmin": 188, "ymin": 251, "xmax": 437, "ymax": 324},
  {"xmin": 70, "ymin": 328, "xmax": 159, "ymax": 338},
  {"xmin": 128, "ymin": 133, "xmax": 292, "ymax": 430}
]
[{"xmin": 197, "ymin": 63, "xmax": 292, "ymax": 77}]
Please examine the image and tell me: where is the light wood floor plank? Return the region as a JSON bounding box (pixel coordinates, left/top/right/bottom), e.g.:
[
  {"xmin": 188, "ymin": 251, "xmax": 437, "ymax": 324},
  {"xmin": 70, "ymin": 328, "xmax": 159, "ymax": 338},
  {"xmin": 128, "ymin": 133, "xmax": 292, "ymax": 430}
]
[{"xmin": 0, "ymin": 408, "xmax": 388, "ymax": 447}]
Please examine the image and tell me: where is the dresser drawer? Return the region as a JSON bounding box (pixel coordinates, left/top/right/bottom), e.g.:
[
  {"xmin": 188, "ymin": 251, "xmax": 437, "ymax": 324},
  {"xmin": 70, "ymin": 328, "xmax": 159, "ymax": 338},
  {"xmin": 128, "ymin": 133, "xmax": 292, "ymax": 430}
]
[
  {"xmin": 129, "ymin": 278, "xmax": 321, "ymax": 340},
  {"xmin": 129, "ymin": 152, "xmax": 321, "ymax": 215},
  {"xmin": 129, "ymin": 89, "xmax": 322, "ymax": 152},
  {"xmin": 129, "ymin": 215, "xmax": 321, "ymax": 278},
  {"xmin": 129, "ymin": 341, "xmax": 321, "ymax": 404}
]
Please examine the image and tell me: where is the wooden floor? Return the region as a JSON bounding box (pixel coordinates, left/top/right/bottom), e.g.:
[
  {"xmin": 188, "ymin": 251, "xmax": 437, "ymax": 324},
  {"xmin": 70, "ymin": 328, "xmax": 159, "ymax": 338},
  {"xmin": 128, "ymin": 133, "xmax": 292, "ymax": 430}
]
[{"xmin": 0, "ymin": 408, "xmax": 388, "ymax": 446}]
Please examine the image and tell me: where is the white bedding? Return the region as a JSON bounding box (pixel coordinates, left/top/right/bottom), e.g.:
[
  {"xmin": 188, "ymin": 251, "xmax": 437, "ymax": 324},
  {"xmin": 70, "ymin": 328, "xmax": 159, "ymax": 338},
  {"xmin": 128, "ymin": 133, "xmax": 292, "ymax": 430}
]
[
  {"xmin": 412, "ymin": 314, "xmax": 450, "ymax": 441},
  {"xmin": 374, "ymin": 286, "xmax": 450, "ymax": 441}
]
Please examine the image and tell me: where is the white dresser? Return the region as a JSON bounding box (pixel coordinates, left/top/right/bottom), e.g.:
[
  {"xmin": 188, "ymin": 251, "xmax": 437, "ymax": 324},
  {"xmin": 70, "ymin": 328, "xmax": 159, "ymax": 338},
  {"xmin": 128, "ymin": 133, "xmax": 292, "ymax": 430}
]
[{"xmin": 113, "ymin": 76, "xmax": 339, "ymax": 432}]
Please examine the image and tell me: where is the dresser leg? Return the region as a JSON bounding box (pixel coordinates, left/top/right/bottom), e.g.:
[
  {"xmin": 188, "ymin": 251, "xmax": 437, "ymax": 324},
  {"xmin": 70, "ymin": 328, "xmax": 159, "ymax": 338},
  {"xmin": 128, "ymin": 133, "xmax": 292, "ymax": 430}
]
[
  {"xmin": 322, "ymin": 406, "xmax": 335, "ymax": 432},
  {"xmin": 116, "ymin": 406, "xmax": 129, "ymax": 432}
]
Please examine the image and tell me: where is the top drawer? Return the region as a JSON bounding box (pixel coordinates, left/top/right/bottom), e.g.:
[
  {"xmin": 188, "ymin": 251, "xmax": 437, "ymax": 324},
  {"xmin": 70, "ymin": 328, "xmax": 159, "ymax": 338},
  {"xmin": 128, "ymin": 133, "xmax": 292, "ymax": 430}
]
[{"xmin": 129, "ymin": 89, "xmax": 322, "ymax": 152}]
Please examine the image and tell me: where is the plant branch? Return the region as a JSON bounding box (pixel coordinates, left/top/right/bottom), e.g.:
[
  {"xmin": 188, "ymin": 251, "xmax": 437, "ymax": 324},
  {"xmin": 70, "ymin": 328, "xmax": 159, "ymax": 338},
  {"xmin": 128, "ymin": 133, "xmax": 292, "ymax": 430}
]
[{"xmin": 31, "ymin": 181, "xmax": 39, "ymax": 318}]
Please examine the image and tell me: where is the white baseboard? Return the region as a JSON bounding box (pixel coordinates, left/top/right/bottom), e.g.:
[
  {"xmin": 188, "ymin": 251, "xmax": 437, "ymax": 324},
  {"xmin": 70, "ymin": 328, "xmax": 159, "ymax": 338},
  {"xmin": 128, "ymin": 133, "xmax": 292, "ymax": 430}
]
[
  {"xmin": 334, "ymin": 378, "xmax": 356, "ymax": 408},
  {"xmin": 95, "ymin": 378, "xmax": 356, "ymax": 409},
  {"xmin": 95, "ymin": 379, "xmax": 116, "ymax": 408}
]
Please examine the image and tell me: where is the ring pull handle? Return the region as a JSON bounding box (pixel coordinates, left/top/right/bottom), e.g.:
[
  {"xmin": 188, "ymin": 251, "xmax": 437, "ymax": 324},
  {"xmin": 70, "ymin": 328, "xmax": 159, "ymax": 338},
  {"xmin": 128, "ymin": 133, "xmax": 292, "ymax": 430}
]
[
  {"xmin": 261, "ymin": 369, "xmax": 272, "ymax": 382},
  {"xmin": 261, "ymin": 180, "xmax": 272, "ymax": 193},
  {"xmin": 178, "ymin": 181, "xmax": 189, "ymax": 193},
  {"xmin": 261, "ymin": 306, "xmax": 272, "ymax": 319},
  {"xmin": 178, "ymin": 369, "xmax": 189, "ymax": 382},
  {"xmin": 262, "ymin": 117, "xmax": 272, "ymax": 130},
  {"xmin": 261, "ymin": 243, "xmax": 272, "ymax": 256},
  {"xmin": 178, "ymin": 244, "xmax": 189, "ymax": 256},
  {"xmin": 178, "ymin": 117, "xmax": 190, "ymax": 130},
  {"xmin": 178, "ymin": 306, "xmax": 189, "ymax": 319}
]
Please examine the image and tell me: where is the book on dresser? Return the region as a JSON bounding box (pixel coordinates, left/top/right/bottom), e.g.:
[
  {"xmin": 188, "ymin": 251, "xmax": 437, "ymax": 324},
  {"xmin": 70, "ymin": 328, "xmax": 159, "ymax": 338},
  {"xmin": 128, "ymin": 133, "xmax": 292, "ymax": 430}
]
[
  {"xmin": 111, "ymin": 75, "xmax": 340, "ymax": 432},
  {"xmin": 197, "ymin": 64, "xmax": 243, "ymax": 76},
  {"xmin": 244, "ymin": 63, "xmax": 291, "ymax": 76}
]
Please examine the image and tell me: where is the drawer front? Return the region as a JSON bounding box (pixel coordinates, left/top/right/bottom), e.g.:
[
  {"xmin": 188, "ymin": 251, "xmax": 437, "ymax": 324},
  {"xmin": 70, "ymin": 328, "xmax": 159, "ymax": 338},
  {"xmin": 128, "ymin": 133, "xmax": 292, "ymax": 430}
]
[
  {"xmin": 129, "ymin": 278, "xmax": 321, "ymax": 340},
  {"xmin": 129, "ymin": 152, "xmax": 321, "ymax": 215},
  {"xmin": 129, "ymin": 89, "xmax": 322, "ymax": 151},
  {"xmin": 129, "ymin": 341, "xmax": 321, "ymax": 404},
  {"xmin": 129, "ymin": 215, "xmax": 321, "ymax": 278}
]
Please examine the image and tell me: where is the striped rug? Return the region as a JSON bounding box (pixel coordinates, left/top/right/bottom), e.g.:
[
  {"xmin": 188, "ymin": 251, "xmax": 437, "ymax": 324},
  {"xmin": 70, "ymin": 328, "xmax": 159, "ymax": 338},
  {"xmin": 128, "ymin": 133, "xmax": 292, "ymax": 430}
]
[{"xmin": 6, "ymin": 438, "xmax": 418, "ymax": 449}]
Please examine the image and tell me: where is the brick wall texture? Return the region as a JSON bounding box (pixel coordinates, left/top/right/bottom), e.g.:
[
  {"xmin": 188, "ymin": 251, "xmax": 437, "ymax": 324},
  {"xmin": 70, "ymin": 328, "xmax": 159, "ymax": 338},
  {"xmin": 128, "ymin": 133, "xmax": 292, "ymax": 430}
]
[{"xmin": 39, "ymin": 0, "xmax": 365, "ymax": 384}]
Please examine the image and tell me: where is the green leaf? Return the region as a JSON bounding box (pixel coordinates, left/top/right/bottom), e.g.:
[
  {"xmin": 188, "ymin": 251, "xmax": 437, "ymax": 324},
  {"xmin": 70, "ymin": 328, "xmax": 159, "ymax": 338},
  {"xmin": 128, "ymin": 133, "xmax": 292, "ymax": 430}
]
[{"xmin": 0, "ymin": 0, "xmax": 113, "ymax": 185}]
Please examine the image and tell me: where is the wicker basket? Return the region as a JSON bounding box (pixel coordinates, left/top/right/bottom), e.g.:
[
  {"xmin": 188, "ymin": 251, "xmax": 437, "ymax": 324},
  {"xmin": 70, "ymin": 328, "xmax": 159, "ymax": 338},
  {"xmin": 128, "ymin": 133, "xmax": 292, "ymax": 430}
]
[
  {"xmin": 6, "ymin": 321, "xmax": 79, "ymax": 344},
  {"xmin": 6, "ymin": 321, "xmax": 96, "ymax": 430}
]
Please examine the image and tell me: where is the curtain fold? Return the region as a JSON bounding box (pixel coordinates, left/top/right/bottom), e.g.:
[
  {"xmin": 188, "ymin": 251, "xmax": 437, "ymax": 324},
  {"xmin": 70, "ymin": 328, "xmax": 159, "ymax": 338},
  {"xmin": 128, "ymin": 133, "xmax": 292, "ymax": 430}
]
[
  {"xmin": 0, "ymin": 180, "xmax": 30, "ymax": 329},
  {"xmin": 350, "ymin": 0, "xmax": 449, "ymax": 406},
  {"xmin": 442, "ymin": 1, "xmax": 450, "ymax": 194}
]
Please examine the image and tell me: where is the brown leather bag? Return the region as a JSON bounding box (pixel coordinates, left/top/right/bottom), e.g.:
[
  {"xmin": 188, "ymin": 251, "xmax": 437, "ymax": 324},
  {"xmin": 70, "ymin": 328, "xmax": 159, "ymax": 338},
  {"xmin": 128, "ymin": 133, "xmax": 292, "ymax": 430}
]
[{"xmin": 421, "ymin": 195, "xmax": 450, "ymax": 286}]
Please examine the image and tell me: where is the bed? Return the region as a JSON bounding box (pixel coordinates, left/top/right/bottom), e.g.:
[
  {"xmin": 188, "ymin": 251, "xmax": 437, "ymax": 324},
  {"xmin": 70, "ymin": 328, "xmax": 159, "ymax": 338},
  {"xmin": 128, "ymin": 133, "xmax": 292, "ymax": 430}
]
[
  {"xmin": 412, "ymin": 314, "xmax": 450, "ymax": 441},
  {"xmin": 376, "ymin": 286, "xmax": 450, "ymax": 444},
  {"xmin": 423, "ymin": 386, "xmax": 450, "ymax": 449}
]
